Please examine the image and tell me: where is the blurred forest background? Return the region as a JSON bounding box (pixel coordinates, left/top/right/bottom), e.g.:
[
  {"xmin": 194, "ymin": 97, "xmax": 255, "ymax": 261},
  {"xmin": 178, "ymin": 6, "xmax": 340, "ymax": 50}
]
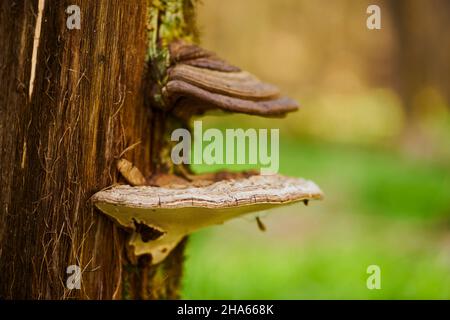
[{"xmin": 182, "ymin": 0, "xmax": 450, "ymax": 299}]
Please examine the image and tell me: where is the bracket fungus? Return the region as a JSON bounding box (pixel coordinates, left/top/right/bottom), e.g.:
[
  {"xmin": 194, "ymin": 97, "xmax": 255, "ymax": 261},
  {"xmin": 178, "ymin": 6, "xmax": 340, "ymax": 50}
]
[
  {"xmin": 93, "ymin": 175, "xmax": 323, "ymax": 264},
  {"xmin": 162, "ymin": 41, "xmax": 299, "ymax": 119},
  {"xmin": 92, "ymin": 40, "xmax": 323, "ymax": 265}
]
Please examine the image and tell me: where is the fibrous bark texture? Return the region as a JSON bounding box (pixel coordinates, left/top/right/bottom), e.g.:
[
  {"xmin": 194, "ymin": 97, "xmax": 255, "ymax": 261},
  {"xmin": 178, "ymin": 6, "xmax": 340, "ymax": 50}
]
[{"xmin": 0, "ymin": 0, "xmax": 184, "ymax": 299}]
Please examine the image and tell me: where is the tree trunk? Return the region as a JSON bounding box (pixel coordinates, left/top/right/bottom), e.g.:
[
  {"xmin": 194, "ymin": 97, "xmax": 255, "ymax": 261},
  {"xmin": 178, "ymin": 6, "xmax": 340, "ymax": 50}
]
[{"xmin": 0, "ymin": 0, "xmax": 190, "ymax": 299}]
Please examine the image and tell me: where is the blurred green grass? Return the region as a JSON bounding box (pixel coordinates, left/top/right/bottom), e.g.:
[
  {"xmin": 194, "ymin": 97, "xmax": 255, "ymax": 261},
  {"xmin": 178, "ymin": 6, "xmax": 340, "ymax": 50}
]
[
  {"xmin": 181, "ymin": 134, "xmax": 450, "ymax": 299},
  {"xmin": 280, "ymin": 140, "xmax": 450, "ymax": 220}
]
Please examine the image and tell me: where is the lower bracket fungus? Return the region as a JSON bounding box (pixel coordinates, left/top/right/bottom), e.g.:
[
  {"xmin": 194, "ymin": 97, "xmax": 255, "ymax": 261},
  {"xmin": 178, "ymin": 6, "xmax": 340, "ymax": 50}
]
[{"xmin": 92, "ymin": 174, "xmax": 323, "ymax": 264}]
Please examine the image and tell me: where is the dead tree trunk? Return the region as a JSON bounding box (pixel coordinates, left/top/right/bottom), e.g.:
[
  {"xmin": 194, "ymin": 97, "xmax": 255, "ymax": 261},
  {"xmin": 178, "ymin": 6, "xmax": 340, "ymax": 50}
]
[{"xmin": 0, "ymin": 0, "xmax": 190, "ymax": 299}]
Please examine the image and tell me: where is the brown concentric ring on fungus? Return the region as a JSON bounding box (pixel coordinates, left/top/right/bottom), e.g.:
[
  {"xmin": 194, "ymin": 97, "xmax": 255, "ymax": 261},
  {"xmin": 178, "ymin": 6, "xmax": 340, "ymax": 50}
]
[
  {"xmin": 169, "ymin": 41, "xmax": 240, "ymax": 72},
  {"xmin": 165, "ymin": 80, "xmax": 298, "ymax": 117},
  {"xmin": 92, "ymin": 174, "xmax": 323, "ymax": 264},
  {"xmin": 163, "ymin": 40, "xmax": 299, "ymax": 119},
  {"xmin": 169, "ymin": 64, "xmax": 280, "ymax": 100}
]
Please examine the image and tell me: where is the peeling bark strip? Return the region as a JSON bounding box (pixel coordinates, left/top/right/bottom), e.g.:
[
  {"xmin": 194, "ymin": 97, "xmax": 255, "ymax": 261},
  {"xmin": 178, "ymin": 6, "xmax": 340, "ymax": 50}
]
[
  {"xmin": 0, "ymin": 1, "xmax": 187, "ymax": 299},
  {"xmin": 28, "ymin": 0, "xmax": 45, "ymax": 100}
]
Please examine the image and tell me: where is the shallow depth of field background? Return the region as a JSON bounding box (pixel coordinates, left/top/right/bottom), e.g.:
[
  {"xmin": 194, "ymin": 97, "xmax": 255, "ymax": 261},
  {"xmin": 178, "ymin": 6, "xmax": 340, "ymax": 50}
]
[{"xmin": 181, "ymin": 0, "xmax": 450, "ymax": 299}]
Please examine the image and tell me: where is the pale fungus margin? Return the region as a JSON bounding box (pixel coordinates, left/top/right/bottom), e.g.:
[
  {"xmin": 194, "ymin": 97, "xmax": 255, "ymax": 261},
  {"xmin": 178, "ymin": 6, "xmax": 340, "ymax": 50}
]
[{"xmin": 92, "ymin": 175, "xmax": 323, "ymax": 264}]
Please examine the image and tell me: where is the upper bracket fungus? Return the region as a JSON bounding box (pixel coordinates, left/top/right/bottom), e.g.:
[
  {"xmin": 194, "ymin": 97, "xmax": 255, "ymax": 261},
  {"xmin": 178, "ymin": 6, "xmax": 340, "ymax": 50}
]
[
  {"xmin": 93, "ymin": 175, "xmax": 323, "ymax": 264},
  {"xmin": 161, "ymin": 41, "xmax": 299, "ymax": 119}
]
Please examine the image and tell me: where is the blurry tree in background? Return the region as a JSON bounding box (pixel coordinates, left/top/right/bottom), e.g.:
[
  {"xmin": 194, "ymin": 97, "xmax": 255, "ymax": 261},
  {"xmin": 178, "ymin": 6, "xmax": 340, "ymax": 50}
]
[
  {"xmin": 198, "ymin": 0, "xmax": 450, "ymax": 155},
  {"xmin": 388, "ymin": 0, "xmax": 450, "ymax": 124}
]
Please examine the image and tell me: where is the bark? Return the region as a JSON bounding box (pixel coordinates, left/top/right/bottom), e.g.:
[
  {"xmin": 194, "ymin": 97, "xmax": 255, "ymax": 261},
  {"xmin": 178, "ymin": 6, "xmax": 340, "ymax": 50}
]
[{"xmin": 0, "ymin": 0, "xmax": 188, "ymax": 299}]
